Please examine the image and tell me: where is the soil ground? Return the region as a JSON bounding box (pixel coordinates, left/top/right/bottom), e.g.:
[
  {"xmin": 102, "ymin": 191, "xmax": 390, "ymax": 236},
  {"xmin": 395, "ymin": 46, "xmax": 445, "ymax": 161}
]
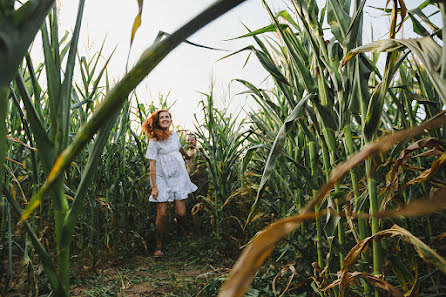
[{"xmin": 2, "ymin": 232, "xmax": 239, "ymax": 297}]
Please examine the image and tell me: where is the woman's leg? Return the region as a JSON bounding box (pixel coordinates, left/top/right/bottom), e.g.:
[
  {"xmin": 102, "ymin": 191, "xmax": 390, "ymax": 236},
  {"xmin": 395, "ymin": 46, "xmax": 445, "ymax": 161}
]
[
  {"xmin": 155, "ymin": 202, "xmax": 168, "ymax": 250},
  {"xmin": 174, "ymin": 199, "xmax": 186, "ymax": 235}
]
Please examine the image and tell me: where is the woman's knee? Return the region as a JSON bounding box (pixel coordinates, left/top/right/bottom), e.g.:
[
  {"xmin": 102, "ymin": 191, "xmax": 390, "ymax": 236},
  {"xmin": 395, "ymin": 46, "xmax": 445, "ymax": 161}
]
[
  {"xmin": 174, "ymin": 200, "xmax": 186, "ymax": 218},
  {"xmin": 157, "ymin": 203, "xmax": 168, "ymax": 218}
]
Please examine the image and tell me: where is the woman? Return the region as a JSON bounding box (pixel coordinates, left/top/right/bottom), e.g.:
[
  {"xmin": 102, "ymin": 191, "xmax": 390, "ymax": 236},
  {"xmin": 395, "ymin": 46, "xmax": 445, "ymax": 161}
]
[{"xmin": 141, "ymin": 110, "xmax": 197, "ymax": 257}]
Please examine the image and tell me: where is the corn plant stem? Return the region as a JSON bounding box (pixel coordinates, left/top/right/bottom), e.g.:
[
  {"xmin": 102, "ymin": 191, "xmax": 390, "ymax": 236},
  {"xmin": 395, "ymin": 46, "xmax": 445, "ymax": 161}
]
[
  {"xmin": 51, "ymin": 2, "xmax": 85, "ymax": 289},
  {"xmin": 0, "ymin": 87, "xmax": 9, "ymax": 193},
  {"xmin": 22, "ymin": 0, "xmax": 248, "ymax": 221},
  {"xmin": 309, "ymin": 139, "xmax": 323, "ymax": 267},
  {"xmin": 343, "ymin": 121, "xmax": 370, "ymax": 297},
  {"xmin": 320, "ymin": 132, "xmax": 345, "ymax": 267},
  {"xmin": 54, "ymin": 178, "xmax": 69, "ymax": 294},
  {"xmin": 4, "ymin": 200, "xmax": 12, "ymax": 295},
  {"xmin": 343, "ymin": 124, "xmax": 366, "ymax": 241},
  {"xmin": 316, "ymin": 51, "xmax": 346, "ymax": 267},
  {"xmin": 295, "ymin": 189, "xmax": 305, "ymax": 234},
  {"xmin": 365, "ymin": 158, "xmax": 382, "ymax": 276},
  {"xmin": 320, "ymin": 136, "xmax": 330, "ymax": 181}
]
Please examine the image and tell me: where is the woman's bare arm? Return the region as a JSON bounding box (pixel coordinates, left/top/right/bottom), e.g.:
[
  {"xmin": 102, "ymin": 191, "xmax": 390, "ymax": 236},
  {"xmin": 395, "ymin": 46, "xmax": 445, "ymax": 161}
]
[{"xmin": 149, "ymin": 159, "xmax": 159, "ymax": 199}]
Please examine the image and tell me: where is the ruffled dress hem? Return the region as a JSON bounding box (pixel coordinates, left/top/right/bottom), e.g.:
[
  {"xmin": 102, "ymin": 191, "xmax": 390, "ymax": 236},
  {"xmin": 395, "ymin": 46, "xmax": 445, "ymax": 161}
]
[{"xmin": 149, "ymin": 183, "xmax": 198, "ymax": 202}]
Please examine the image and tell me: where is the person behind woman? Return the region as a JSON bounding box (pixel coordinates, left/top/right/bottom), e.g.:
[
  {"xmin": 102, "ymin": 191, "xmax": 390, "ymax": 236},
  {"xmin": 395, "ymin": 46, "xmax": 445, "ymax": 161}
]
[
  {"xmin": 141, "ymin": 109, "xmax": 197, "ymax": 257},
  {"xmin": 185, "ymin": 133, "xmax": 208, "ymax": 195}
]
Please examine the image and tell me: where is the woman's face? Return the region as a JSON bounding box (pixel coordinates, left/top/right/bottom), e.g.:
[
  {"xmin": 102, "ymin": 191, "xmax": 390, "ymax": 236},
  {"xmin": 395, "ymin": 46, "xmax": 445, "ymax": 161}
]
[{"xmin": 158, "ymin": 111, "xmax": 171, "ymax": 129}]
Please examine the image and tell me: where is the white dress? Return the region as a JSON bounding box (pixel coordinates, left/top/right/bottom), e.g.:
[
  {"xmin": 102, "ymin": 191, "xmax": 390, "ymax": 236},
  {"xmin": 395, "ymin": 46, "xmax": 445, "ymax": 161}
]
[{"xmin": 145, "ymin": 132, "xmax": 197, "ymax": 202}]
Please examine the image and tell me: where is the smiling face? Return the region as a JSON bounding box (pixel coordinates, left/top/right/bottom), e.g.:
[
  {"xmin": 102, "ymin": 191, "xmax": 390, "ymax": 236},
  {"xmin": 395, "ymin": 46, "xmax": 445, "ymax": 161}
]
[
  {"xmin": 186, "ymin": 134, "xmax": 197, "ymax": 148},
  {"xmin": 158, "ymin": 111, "xmax": 171, "ymax": 129}
]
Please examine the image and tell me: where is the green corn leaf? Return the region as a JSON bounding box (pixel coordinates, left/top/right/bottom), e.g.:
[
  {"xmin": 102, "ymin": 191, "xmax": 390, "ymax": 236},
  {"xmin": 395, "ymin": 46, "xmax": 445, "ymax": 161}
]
[
  {"xmin": 327, "ymin": 0, "xmax": 351, "ymax": 45},
  {"xmin": 59, "ymin": 0, "xmax": 86, "ymax": 150},
  {"xmin": 226, "ymin": 23, "xmax": 290, "ymax": 40},
  {"xmin": 246, "ymin": 94, "xmax": 311, "ymax": 224},
  {"xmin": 0, "ymin": 0, "xmax": 55, "ymax": 86},
  {"xmin": 276, "ymin": 10, "xmax": 300, "ymax": 31},
  {"xmin": 408, "ymin": 11, "xmax": 430, "ymax": 36},
  {"xmin": 312, "ymin": 98, "xmax": 338, "ymax": 131},
  {"xmin": 263, "ymin": 1, "xmax": 316, "ymax": 92},
  {"xmin": 343, "ymin": 37, "xmax": 446, "ymax": 105},
  {"xmin": 15, "ymin": 74, "xmax": 54, "ymax": 172},
  {"xmin": 254, "ymin": 50, "xmax": 289, "ymax": 85},
  {"xmin": 343, "ymin": 0, "xmax": 367, "ymax": 49}
]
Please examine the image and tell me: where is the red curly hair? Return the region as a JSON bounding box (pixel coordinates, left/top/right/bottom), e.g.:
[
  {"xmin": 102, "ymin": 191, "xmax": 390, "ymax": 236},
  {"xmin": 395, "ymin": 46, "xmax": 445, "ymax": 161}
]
[{"xmin": 141, "ymin": 109, "xmax": 172, "ymax": 141}]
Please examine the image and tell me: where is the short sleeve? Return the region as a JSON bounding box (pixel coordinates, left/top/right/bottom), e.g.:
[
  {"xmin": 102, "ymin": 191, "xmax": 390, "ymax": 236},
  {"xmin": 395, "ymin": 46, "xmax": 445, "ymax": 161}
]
[{"xmin": 145, "ymin": 139, "xmax": 158, "ymax": 160}]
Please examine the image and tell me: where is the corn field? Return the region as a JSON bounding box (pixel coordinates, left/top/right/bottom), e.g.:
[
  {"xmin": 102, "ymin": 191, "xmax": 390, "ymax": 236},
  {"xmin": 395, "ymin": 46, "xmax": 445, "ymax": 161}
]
[{"xmin": 1, "ymin": 0, "xmax": 446, "ymax": 296}]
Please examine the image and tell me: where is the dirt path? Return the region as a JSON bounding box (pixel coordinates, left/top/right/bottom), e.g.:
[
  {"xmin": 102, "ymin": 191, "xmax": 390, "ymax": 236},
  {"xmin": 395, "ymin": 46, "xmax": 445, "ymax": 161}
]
[{"xmin": 70, "ymin": 236, "xmax": 236, "ymax": 297}]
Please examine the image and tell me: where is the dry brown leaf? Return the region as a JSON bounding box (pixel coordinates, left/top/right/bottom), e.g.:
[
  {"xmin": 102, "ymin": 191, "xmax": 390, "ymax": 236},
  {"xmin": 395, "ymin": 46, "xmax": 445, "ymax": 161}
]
[
  {"xmin": 405, "ymin": 153, "xmax": 446, "ymax": 186},
  {"xmin": 218, "ymin": 212, "xmax": 321, "ymax": 297},
  {"xmin": 339, "ymin": 224, "xmax": 446, "ymax": 297},
  {"xmin": 272, "ymin": 265, "xmax": 296, "ymax": 297},
  {"xmin": 6, "ymin": 135, "xmax": 37, "ymax": 151},
  {"xmin": 326, "ymin": 271, "xmax": 403, "ymax": 297},
  {"xmin": 372, "ymin": 188, "xmax": 446, "ymax": 218},
  {"xmin": 384, "ymin": 137, "xmax": 444, "ymax": 205},
  {"xmin": 415, "ymin": 148, "xmax": 444, "ymax": 158}
]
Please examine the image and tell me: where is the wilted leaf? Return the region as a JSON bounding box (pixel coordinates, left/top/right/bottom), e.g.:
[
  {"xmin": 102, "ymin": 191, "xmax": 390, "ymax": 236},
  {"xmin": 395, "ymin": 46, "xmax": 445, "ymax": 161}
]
[
  {"xmin": 272, "ymin": 265, "xmax": 296, "ymax": 297},
  {"xmin": 218, "ymin": 211, "xmax": 322, "ymax": 297},
  {"xmin": 405, "ymin": 153, "xmax": 446, "ymax": 187},
  {"xmin": 339, "ymin": 224, "xmax": 446, "ymax": 297},
  {"xmin": 382, "ymin": 137, "xmax": 445, "ymax": 209},
  {"xmin": 6, "ymin": 135, "xmax": 38, "ymax": 151},
  {"xmin": 325, "ymin": 271, "xmax": 403, "ymax": 297},
  {"xmin": 372, "ymin": 188, "xmax": 446, "ymax": 220},
  {"xmin": 130, "ymin": 0, "xmax": 144, "ymax": 45}
]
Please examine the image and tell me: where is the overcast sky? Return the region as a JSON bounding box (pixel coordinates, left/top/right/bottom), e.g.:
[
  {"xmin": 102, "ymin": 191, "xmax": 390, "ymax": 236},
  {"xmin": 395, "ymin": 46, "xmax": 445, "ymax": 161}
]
[
  {"xmin": 43, "ymin": 1, "xmax": 440, "ymax": 130},
  {"xmin": 52, "ymin": 0, "xmax": 288, "ymax": 130}
]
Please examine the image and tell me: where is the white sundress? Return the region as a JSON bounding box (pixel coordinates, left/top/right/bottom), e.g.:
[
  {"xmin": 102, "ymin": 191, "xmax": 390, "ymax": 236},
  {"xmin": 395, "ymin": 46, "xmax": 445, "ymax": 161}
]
[{"xmin": 145, "ymin": 132, "xmax": 197, "ymax": 202}]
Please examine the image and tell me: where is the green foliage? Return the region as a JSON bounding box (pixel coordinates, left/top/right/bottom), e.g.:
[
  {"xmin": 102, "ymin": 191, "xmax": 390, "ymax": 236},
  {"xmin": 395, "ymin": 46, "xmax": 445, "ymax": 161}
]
[
  {"xmin": 1, "ymin": 1, "xmax": 446, "ymax": 297},
  {"xmin": 194, "ymin": 90, "xmax": 250, "ymax": 237}
]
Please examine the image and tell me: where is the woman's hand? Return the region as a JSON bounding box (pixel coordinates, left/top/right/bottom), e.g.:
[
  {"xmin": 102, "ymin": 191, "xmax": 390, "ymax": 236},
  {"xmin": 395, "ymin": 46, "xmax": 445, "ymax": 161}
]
[{"xmin": 151, "ymin": 186, "xmax": 159, "ymax": 200}]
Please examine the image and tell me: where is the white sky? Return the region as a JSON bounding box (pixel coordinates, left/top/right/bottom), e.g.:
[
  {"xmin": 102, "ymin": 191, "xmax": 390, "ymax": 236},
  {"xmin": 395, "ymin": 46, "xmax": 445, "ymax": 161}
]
[
  {"xmin": 34, "ymin": 1, "xmax": 440, "ymax": 130},
  {"xmin": 53, "ymin": 0, "xmax": 287, "ymax": 130}
]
